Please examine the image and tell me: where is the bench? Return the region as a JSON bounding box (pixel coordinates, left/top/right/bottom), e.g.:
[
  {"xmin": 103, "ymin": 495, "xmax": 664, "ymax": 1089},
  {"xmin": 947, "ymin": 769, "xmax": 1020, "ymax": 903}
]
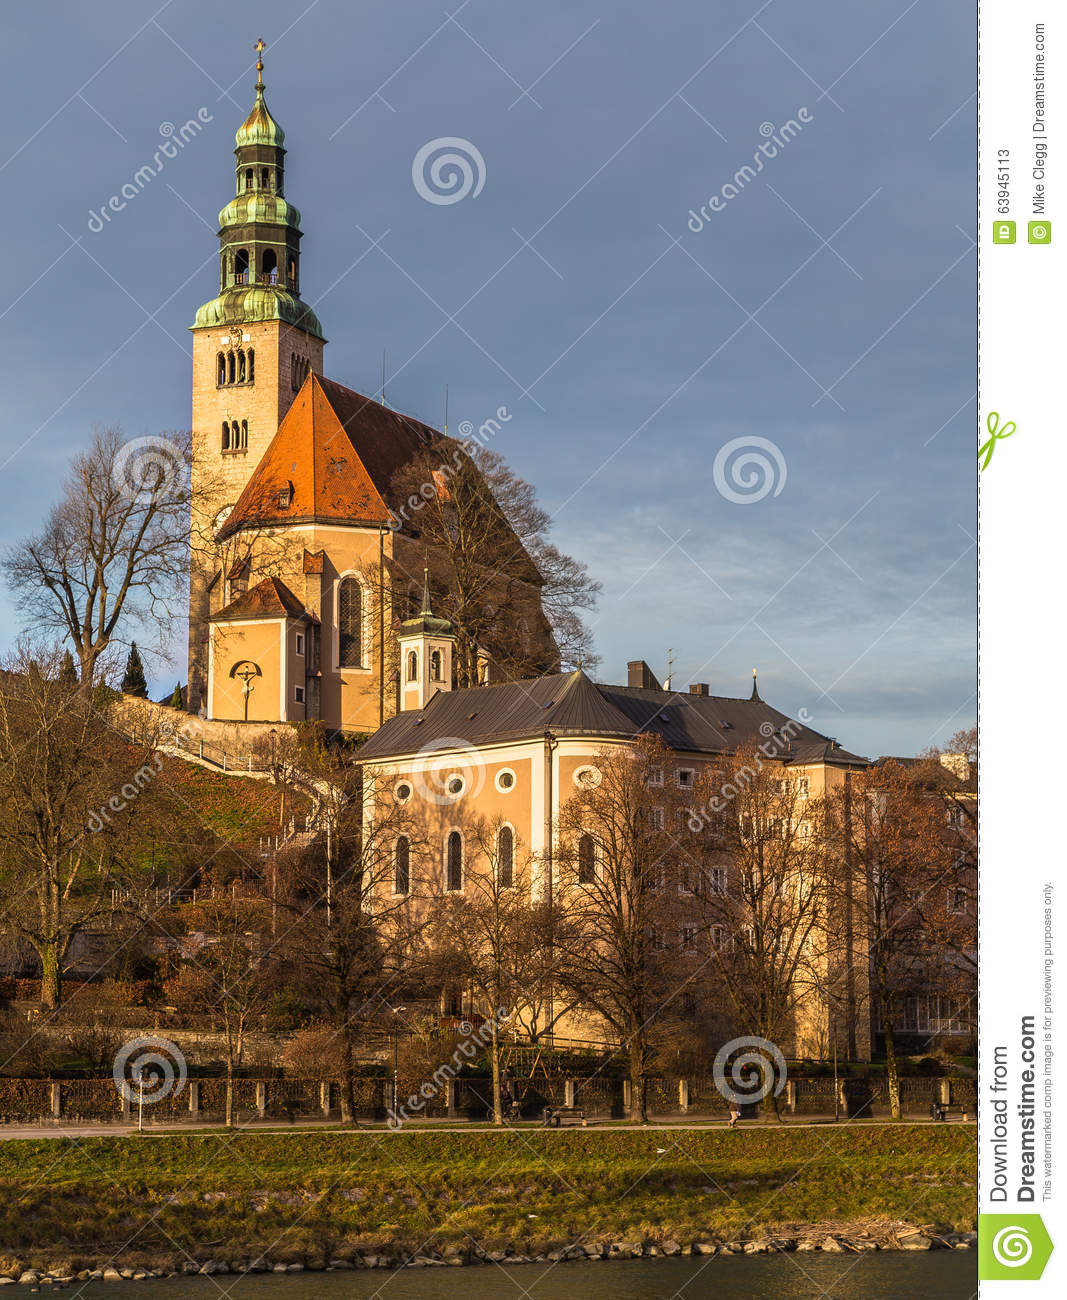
[
  {"xmin": 930, "ymin": 1102, "xmax": 971, "ymax": 1123},
  {"xmin": 543, "ymin": 1105, "xmax": 587, "ymax": 1128}
]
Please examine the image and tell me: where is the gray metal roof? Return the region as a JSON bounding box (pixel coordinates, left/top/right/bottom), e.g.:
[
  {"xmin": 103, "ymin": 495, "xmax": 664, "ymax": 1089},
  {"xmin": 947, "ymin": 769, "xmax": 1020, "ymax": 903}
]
[{"xmin": 358, "ymin": 669, "xmax": 868, "ymax": 766}]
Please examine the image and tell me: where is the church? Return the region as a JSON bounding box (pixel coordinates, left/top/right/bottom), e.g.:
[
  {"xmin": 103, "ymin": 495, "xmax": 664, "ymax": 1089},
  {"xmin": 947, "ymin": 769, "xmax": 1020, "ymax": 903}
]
[{"xmin": 186, "ymin": 47, "xmax": 554, "ymax": 733}]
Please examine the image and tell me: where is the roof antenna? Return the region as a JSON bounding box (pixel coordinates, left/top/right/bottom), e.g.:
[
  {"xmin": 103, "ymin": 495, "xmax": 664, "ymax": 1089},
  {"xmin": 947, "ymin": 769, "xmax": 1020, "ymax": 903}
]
[
  {"xmin": 665, "ymin": 648, "xmax": 675, "ymax": 691},
  {"xmin": 750, "ymin": 667, "xmax": 761, "ymax": 702}
]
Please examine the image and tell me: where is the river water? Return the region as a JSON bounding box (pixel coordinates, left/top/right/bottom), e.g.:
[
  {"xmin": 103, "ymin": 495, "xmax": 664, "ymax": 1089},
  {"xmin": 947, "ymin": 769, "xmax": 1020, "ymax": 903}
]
[{"xmin": 73, "ymin": 1252, "xmax": 976, "ymax": 1298}]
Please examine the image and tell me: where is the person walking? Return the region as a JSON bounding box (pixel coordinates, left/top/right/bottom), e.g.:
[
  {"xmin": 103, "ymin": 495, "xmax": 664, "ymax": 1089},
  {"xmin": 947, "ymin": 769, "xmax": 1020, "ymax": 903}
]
[{"xmin": 728, "ymin": 1099, "xmax": 742, "ymax": 1128}]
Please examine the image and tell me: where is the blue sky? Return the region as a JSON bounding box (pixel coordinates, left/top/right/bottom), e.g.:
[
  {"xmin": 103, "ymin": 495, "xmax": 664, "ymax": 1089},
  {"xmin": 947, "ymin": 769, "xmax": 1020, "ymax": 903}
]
[{"xmin": 0, "ymin": 0, "xmax": 976, "ymax": 758}]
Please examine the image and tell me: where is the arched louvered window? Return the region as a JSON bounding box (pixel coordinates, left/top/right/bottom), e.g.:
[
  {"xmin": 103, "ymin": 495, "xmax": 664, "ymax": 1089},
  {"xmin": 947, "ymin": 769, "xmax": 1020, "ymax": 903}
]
[
  {"xmin": 497, "ymin": 826, "xmax": 514, "ymax": 889},
  {"xmin": 406, "ymin": 649, "xmax": 418, "ymax": 682},
  {"xmin": 337, "ymin": 577, "xmax": 363, "ymax": 668},
  {"xmin": 430, "ymin": 649, "xmax": 443, "ymax": 682},
  {"xmin": 577, "ymin": 834, "xmax": 596, "ymax": 885},
  {"xmin": 394, "ymin": 836, "xmax": 410, "ymax": 896},
  {"xmin": 446, "ymin": 831, "xmax": 463, "ymax": 892}
]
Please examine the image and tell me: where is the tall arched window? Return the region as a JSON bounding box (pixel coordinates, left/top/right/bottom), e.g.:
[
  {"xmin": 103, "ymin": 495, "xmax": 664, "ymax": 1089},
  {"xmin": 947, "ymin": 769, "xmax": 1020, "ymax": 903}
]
[
  {"xmin": 234, "ymin": 248, "xmax": 249, "ymax": 282},
  {"xmin": 237, "ymin": 350, "xmax": 246, "ymax": 383},
  {"xmin": 446, "ymin": 831, "xmax": 463, "ymax": 892},
  {"xmin": 337, "ymin": 577, "xmax": 363, "ymax": 668},
  {"xmin": 221, "ymin": 421, "xmax": 231, "ymax": 451},
  {"xmin": 394, "ymin": 836, "xmax": 410, "ymax": 896},
  {"xmin": 406, "ymin": 649, "xmax": 418, "ymax": 682},
  {"xmin": 261, "ymin": 167, "xmax": 271, "ymax": 191},
  {"xmin": 217, "ymin": 352, "xmax": 226, "ymax": 386},
  {"xmin": 239, "ymin": 420, "xmax": 248, "ymax": 449},
  {"xmin": 497, "ymin": 826, "xmax": 514, "ymax": 889},
  {"xmin": 227, "ymin": 352, "xmax": 235, "ymax": 384},
  {"xmin": 262, "ymin": 249, "xmax": 278, "ymax": 283},
  {"xmin": 577, "ymin": 834, "xmax": 596, "ymax": 884},
  {"xmin": 430, "ymin": 649, "xmax": 442, "ymax": 682},
  {"xmin": 247, "ymin": 349, "xmax": 254, "ymax": 383},
  {"xmin": 244, "ymin": 167, "xmax": 254, "ymax": 191}
]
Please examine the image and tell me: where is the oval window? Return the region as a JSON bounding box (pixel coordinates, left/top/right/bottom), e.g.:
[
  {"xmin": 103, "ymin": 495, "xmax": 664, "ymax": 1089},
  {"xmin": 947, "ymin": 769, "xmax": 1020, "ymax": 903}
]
[
  {"xmin": 495, "ymin": 769, "xmax": 516, "ymax": 792},
  {"xmin": 573, "ymin": 765, "xmax": 602, "ymax": 789},
  {"xmin": 395, "ymin": 781, "xmax": 413, "ymax": 803}
]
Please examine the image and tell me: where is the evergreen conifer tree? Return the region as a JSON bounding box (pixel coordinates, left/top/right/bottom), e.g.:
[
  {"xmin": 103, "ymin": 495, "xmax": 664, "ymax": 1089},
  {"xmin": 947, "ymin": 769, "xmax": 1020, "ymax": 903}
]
[{"xmin": 121, "ymin": 642, "xmax": 148, "ymax": 698}]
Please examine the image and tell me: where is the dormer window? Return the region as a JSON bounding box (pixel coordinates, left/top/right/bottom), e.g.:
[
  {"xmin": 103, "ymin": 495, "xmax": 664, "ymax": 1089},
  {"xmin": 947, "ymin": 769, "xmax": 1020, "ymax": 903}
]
[{"xmin": 277, "ymin": 482, "xmax": 293, "ymax": 509}]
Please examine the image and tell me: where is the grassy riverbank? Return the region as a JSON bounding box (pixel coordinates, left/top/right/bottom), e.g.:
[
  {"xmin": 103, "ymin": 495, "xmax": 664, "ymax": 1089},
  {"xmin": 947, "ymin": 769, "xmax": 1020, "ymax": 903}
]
[{"xmin": 0, "ymin": 1127, "xmax": 976, "ymax": 1274}]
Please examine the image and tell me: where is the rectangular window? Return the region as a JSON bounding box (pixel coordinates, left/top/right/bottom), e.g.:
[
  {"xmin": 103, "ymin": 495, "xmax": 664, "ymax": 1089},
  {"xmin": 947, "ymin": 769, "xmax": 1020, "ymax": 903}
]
[
  {"xmin": 681, "ymin": 924, "xmax": 696, "ymax": 951},
  {"xmin": 948, "ymin": 887, "xmax": 967, "ymax": 914},
  {"xmin": 649, "ymin": 807, "xmax": 664, "ymax": 830},
  {"xmin": 710, "ymin": 867, "xmax": 727, "ymax": 896},
  {"xmin": 295, "ymin": 633, "xmax": 305, "ymax": 656},
  {"xmin": 711, "ymin": 924, "xmax": 726, "ymax": 948},
  {"xmin": 648, "ymin": 766, "xmax": 664, "ymax": 787},
  {"xmin": 294, "ymin": 686, "xmax": 305, "ymax": 704}
]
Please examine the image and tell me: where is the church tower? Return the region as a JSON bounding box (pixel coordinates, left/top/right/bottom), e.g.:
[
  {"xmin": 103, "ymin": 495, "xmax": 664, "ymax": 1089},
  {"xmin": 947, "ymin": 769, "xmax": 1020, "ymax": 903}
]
[
  {"xmin": 397, "ymin": 571, "xmax": 456, "ymax": 711},
  {"xmin": 186, "ymin": 40, "xmax": 326, "ymax": 713}
]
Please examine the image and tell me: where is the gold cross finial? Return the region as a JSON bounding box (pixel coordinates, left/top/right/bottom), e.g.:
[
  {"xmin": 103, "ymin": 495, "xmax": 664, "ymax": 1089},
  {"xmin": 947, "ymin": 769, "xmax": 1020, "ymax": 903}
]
[{"xmin": 254, "ymin": 37, "xmax": 266, "ymax": 86}]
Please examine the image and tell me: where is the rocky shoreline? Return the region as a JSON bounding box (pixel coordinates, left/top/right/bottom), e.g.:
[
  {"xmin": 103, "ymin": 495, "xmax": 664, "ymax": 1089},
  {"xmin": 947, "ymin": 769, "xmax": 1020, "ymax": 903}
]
[{"xmin": 0, "ymin": 1221, "xmax": 977, "ymax": 1286}]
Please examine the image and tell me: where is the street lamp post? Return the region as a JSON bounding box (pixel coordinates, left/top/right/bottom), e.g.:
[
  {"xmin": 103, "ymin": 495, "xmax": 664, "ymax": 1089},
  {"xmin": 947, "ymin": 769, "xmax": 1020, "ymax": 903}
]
[{"xmin": 389, "ymin": 1006, "xmax": 407, "ymax": 1126}]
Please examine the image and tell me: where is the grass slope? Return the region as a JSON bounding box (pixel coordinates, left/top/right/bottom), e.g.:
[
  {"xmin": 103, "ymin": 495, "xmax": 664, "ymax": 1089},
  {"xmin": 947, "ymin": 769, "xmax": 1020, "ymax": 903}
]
[{"xmin": 0, "ymin": 1127, "xmax": 976, "ymax": 1271}]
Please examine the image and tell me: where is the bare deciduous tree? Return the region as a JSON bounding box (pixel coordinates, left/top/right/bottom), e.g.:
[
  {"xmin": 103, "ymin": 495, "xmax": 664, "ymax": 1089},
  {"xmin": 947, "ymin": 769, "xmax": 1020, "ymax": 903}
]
[
  {"xmin": 0, "ymin": 647, "xmax": 162, "ymax": 1007},
  {"xmin": 692, "ymin": 748, "xmax": 830, "ymax": 1098},
  {"xmin": 426, "ymin": 817, "xmax": 559, "ymax": 1122},
  {"xmin": 3, "ymin": 428, "xmax": 192, "ymax": 685},
  {"xmin": 390, "ymin": 439, "xmax": 599, "ymax": 682},
  {"xmin": 825, "ymin": 761, "xmax": 959, "ymax": 1117},
  {"xmin": 555, "ymin": 736, "xmax": 694, "ymax": 1123}
]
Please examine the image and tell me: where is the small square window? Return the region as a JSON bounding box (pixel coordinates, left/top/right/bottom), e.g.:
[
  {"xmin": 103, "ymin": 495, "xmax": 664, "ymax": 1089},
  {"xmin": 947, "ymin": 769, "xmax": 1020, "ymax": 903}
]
[
  {"xmin": 294, "ymin": 685, "xmax": 305, "ymax": 704},
  {"xmin": 295, "ymin": 633, "xmax": 305, "ymax": 655},
  {"xmin": 648, "ymin": 767, "xmax": 664, "ymax": 787},
  {"xmin": 677, "ymin": 768, "xmax": 694, "ymax": 788}
]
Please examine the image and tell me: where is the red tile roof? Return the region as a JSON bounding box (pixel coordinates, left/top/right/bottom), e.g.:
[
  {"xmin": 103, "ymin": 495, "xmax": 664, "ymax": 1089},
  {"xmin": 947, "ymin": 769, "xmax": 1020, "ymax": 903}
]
[
  {"xmin": 210, "ymin": 575, "xmax": 315, "ymax": 622},
  {"xmin": 217, "ymin": 374, "xmax": 441, "ymax": 539}
]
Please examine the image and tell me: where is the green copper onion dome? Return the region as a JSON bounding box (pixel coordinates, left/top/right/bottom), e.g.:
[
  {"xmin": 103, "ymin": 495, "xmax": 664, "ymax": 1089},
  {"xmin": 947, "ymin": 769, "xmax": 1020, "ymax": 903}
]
[
  {"xmin": 235, "ymin": 85, "xmax": 285, "ymax": 148},
  {"xmin": 235, "ymin": 40, "xmax": 285, "ymax": 147},
  {"xmin": 190, "ymin": 39, "xmax": 325, "ymax": 342},
  {"xmin": 217, "ymin": 192, "xmax": 301, "ymax": 231}
]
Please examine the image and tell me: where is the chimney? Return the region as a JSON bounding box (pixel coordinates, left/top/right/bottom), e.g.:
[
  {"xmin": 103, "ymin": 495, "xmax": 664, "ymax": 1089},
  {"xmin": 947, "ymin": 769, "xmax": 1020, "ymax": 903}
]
[
  {"xmin": 689, "ymin": 683, "xmax": 709, "ymax": 696},
  {"xmin": 627, "ymin": 659, "xmax": 662, "ymax": 690}
]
